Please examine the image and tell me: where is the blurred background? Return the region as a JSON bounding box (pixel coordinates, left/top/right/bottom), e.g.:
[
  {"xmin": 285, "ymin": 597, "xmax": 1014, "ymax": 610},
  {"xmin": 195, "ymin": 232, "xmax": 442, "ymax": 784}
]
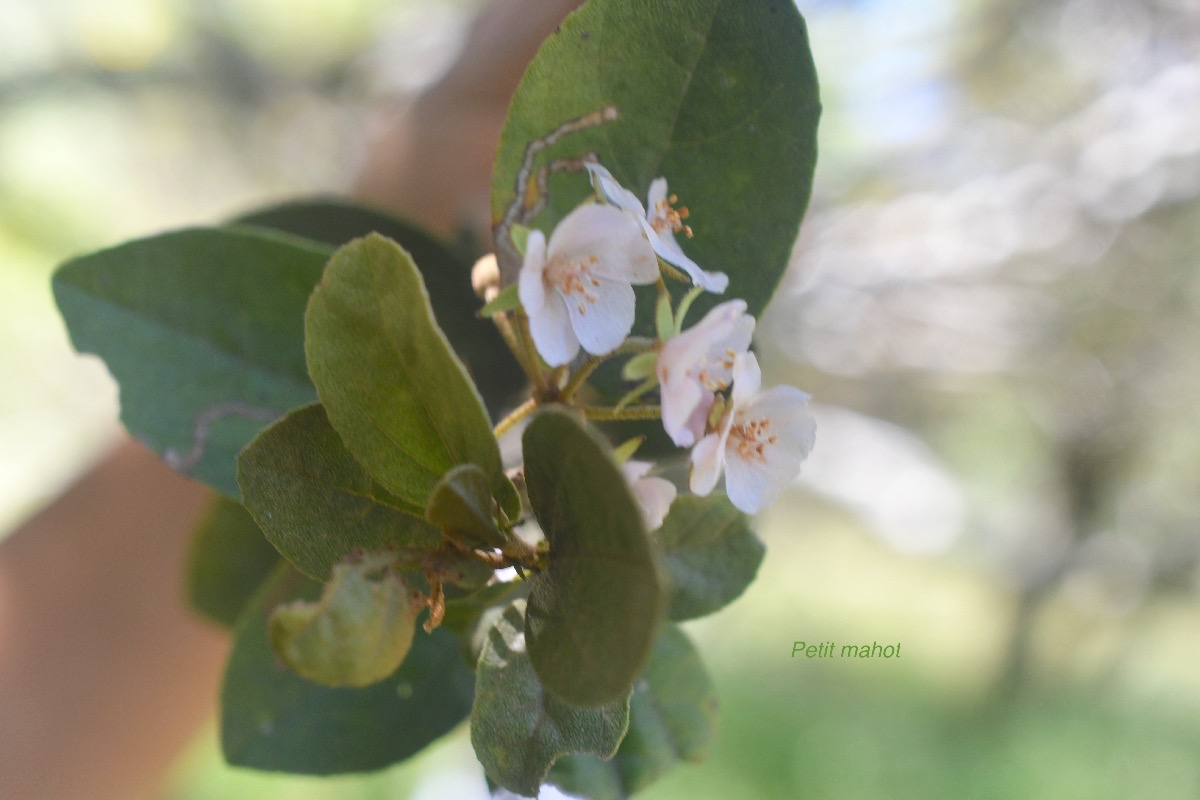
[{"xmin": 2, "ymin": 0, "xmax": 1200, "ymax": 797}]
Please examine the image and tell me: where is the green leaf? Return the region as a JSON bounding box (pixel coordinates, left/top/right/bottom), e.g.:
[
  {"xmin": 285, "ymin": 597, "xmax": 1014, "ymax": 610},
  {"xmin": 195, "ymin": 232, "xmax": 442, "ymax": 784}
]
[
  {"xmin": 305, "ymin": 234, "xmax": 508, "ymax": 512},
  {"xmin": 509, "ymin": 223, "xmax": 531, "ymax": 256},
  {"xmin": 233, "ymin": 198, "xmax": 524, "ymax": 414},
  {"xmin": 237, "ymin": 403, "xmax": 443, "ymax": 581},
  {"xmin": 657, "ymin": 494, "xmax": 764, "ymax": 621},
  {"xmin": 53, "ymin": 226, "xmax": 332, "ymax": 496},
  {"xmin": 522, "ymin": 409, "xmax": 663, "ymax": 707},
  {"xmin": 477, "ymin": 282, "xmax": 521, "ymax": 318},
  {"xmin": 186, "ymin": 496, "xmax": 282, "ymax": 627},
  {"xmin": 490, "ymin": 0, "xmax": 821, "ymax": 326},
  {"xmin": 655, "ymin": 286, "xmax": 675, "ymax": 342},
  {"xmin": 611, "ymin": 436, "xmax": 645, "ymax": 464},
  {"xmin": 268, "ymin": 551, "xmax": 423, "ymax": 688},
  {"xmin": 550, "ymin": 624, "xmax": 718, "ymax": 799},
  {"xmin": 427, "ymin": 464, "xmax": 508, "ymax": 549},
  {"xmin": 620, "ymin": 352, "xmax": 658, "ymax": 382},
  {"xmin": 471, "ymin": 600, "xmax": 631, "ymax": 797},
  {"xmin": 547, "ymin": 756, "xmax": 623, "ymax": 800},
  {"xmin": 221, "ymin": 563, "xmax": 475, "ymax": 774}
]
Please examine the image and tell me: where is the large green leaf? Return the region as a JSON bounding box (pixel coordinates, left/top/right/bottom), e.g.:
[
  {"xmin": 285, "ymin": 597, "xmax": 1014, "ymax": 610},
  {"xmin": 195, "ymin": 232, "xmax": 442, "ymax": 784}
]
[
  {"xmin": 233, "ymin": 198, "xmax": 524, "ymax": 413},
  {"xmin": 186, "ymin": 496, "xmax": 281, "ymax": 627},
  {"xmin": 221, "ymin": 563, "xmax": 474, "ymax": 774},
  {"xmin": 490, "ymin": 0, "xmax": 820, "ymax": 324},
  {"xmin": 237, "ymin": 403, "xmax": 443, "ymax": 581},
  {"xmin": 304, "ymin": 234, "xmax": 508, "ymax": 511},
  {"xmin": 522, "ymin": 409, "xmax": 663, "ymax": 707},
  {"xmin": 657, "ymin": 494, "xmax": 764, "ymax": 621},
  {"xmin": 53, "ymin": 226, "xmax": 331, "ymax": 496},
  {"xmin": 471, "ymin": 600, "xmax": 631, "ymax": 797},
  {"xmin": 550, "ymin": 625, "xmax": 719, "ymax": 798}
]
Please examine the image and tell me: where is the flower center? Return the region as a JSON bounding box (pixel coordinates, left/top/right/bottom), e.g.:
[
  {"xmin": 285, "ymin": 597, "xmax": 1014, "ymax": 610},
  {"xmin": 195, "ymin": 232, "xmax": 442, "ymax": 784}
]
[
  {"xmin": 729, "ymin": 415, "xmax": 779, "ymax": 463},
  {"xmin": 650, "ymin": 193, "xmax": 693, "ymax": 239},
  {"xmin": 693, "ymin": 348, "xmax": 737, "ymax": 391},
  {"xmin": 546, "ymin": 253, "xmax": 602, "ymax": 315}
]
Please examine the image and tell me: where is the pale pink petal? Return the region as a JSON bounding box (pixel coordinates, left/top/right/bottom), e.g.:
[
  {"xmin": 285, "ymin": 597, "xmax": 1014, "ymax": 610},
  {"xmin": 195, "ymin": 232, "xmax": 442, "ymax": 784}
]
[
  {"xmin": 585, "ymin": 163, "xmax": 647, "ymax": 217},
  {"xmin": 660, "ymin": 372, "xmax": 704, "ymax": 447},
  {"xmin": 723, "ymin": 448, "xmax": 776, "ymax": 514},
  {"xmin": 644, "ymin": 178, "xmax": 727, "ymax": 292},
  {"xmin": 548, "ymin": 203, "xmax": 658, "ymax": 284},
  {"xmin": 724, "ymin": 315, "xmax": 756, "ymax": 360},
  {"xmin": 657, "ymin": 300, "xmax": 753, "ymax": 447},
  {"xmin": 621, "ymin": 460, "xmax": 652, "ymax": 482},
  {"xmin": 723, "ymin": 385, "xmax": 816, "ymax": 513},
  {"xmin": 747, "ymin": 386, "xmax": 817, "ymax": 458},
  {"xmin": 689, "ymin": 432, "xmax": 726, "ymax": 496},
  {"xmin": 564, "ymin": 276, "xmax": 636, "ymax": 356},
  {"xmin": 690, "ymin": 303, "xmax": 754, "ymax": 392},
  {"xmin": 622, "ymin": 459, "xmax": 676, "ymax": 530},
  {"xmin": 526, "ymin": 292, "xmax": 579, "ymax": 366},
  {"xmin": 518, "ymin": 230, "xmax": 548, "ymax": 314},
  {"xmin": 649, "ymin": 231, "xmax": 728, "ymax": 293},
  {"xmin": 731, "ymin": 352, "xmax": 762, "ymax": 404},
  {"xmin": 681, "ymin": 392, "xmax": 714, "ymax": 445},
  {"xmin": 633, "ymin": 475, "xmax": 676, "ymax": 530}
]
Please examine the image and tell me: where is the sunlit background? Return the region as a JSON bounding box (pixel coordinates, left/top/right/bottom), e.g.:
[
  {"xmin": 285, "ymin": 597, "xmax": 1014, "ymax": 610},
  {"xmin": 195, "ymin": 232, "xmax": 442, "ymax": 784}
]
[{"xmin": 3, "ymin": 0, "xmax": 1200, "ymax": 797}]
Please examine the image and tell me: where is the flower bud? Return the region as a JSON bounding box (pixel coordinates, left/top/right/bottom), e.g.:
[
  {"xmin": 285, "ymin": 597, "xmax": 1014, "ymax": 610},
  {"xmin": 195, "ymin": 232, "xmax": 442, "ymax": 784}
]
[{"xmin": 471, "ymin": 253, "xmax": 500, "ymax": 302}]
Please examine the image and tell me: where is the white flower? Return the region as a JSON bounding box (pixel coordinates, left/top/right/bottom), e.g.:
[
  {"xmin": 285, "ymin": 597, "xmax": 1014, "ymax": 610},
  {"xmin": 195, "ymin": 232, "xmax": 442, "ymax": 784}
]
[
  {"xmin": 585, "ymin": 163, "xmax": 728, "ymax": 293},
  {"xmin": 656, "ymin": 299, "xmax": 755, "ymax": 448},
  {"xmin": 622, "ymin": 459, "xmax": 676, "ymax": 530},
  {"xmin": 518, "ymin": 203, "xmax": 658, "ymax": 366},
  {"xmin": 690, "ymin": 352, "xmax": 816, "ymax": 514}
]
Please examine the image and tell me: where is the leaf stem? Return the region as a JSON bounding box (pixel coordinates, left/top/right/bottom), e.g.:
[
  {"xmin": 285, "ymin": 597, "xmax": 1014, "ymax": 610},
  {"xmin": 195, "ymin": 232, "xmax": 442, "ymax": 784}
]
[
  {"xmin": 491, "ymin": 309, "xmax": 547, "ymax": 393},
  {"xmin": 559, "ymin": 337, "xmax": 659, "ymax": 402},
  {"xmin": 582, "ymin": 404, "xmax": 662, "ymax": 422},
  {"xmin": 674, "ymin": 285, "xmax": 706, "ymax": 329},
  {"xmin": 493, "ymin": 397, "xmax": 538, "ymax": 439},
  {"xmin": 513, "ymin": 309, "xmax": 551, "ymax": 396}
]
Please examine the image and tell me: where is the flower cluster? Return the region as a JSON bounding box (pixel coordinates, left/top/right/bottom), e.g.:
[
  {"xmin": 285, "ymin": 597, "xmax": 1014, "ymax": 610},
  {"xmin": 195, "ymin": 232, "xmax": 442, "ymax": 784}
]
[{"xmin": 512, "ymin": 163, "xmax": 816, "ymax": 517}]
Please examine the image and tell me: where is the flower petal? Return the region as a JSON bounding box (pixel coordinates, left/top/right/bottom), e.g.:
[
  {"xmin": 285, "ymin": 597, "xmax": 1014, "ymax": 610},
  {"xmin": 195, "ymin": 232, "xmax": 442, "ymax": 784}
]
[
  {"xmin": 526, "ymin": 291, "xmax": 579, "ymax": 366},
  {"xmin": 724, "ymin": 386, "xmax": 816, "ymax": 513},
  {"xmin": 647, "ymin": 229, "xmax": 729, "ymax": 293},
  {"xmin": 747, "ymin": 386, "xmax": 817, "ymax": 459},
  {"xmin": 563, "ymin": 275, "xmax": 635, "ymax": 356},
  {"xmin": 518, "ymin": 230, "xmax": 548, "ymax": 314},
  {"xmin": 681, "ymin": 392, "xmax": 714, "ymax": 446},
  {"xmin": 585, "ymin": 162, "xmax": 647, "ymax": 217},
  {"xmin": 623, "ymin": 459, "xmax": 676, "ymax": 530},
  {"xmin": 689, "ymin": 432, "xmax": 725, "ymax": 496},
  {"xmin": 621, "ymin": 459, "xmax": 653, "ymax": 482},
  {"xmin": 658, "ymin": 300, "xmax": 754, "ymax": 447},
  {"xmin": 731, "ymin": 351, "xmax": 763, "ymax": 404},
  {"xmin": 660, "ymin": 373, "xmax": 706, "ymax": 447},
  {"xmin": 633, "ymin": 475, "xmax": 676, "ymax": 530},
  {"xmin": 647, "ymin": 177, "xmax": 669, "ymax": 209},
  {"xmin": 723, "ymin": 446, "xmax": 776, "ymax": 514},
  {"xmin": 548, "ymin": 203, "xmax": 658, "ymax": 284}
]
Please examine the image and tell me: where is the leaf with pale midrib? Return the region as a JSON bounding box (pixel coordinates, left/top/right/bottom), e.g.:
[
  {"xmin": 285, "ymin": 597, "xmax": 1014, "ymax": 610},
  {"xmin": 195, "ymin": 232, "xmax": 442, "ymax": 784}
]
[
  {"xmin": 491, "ymin": 0, "xmax": 821, "ymax": 329},
  {"xmin": 53, "ymin": 226, "xmax": 332, "ymax": 495}
]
